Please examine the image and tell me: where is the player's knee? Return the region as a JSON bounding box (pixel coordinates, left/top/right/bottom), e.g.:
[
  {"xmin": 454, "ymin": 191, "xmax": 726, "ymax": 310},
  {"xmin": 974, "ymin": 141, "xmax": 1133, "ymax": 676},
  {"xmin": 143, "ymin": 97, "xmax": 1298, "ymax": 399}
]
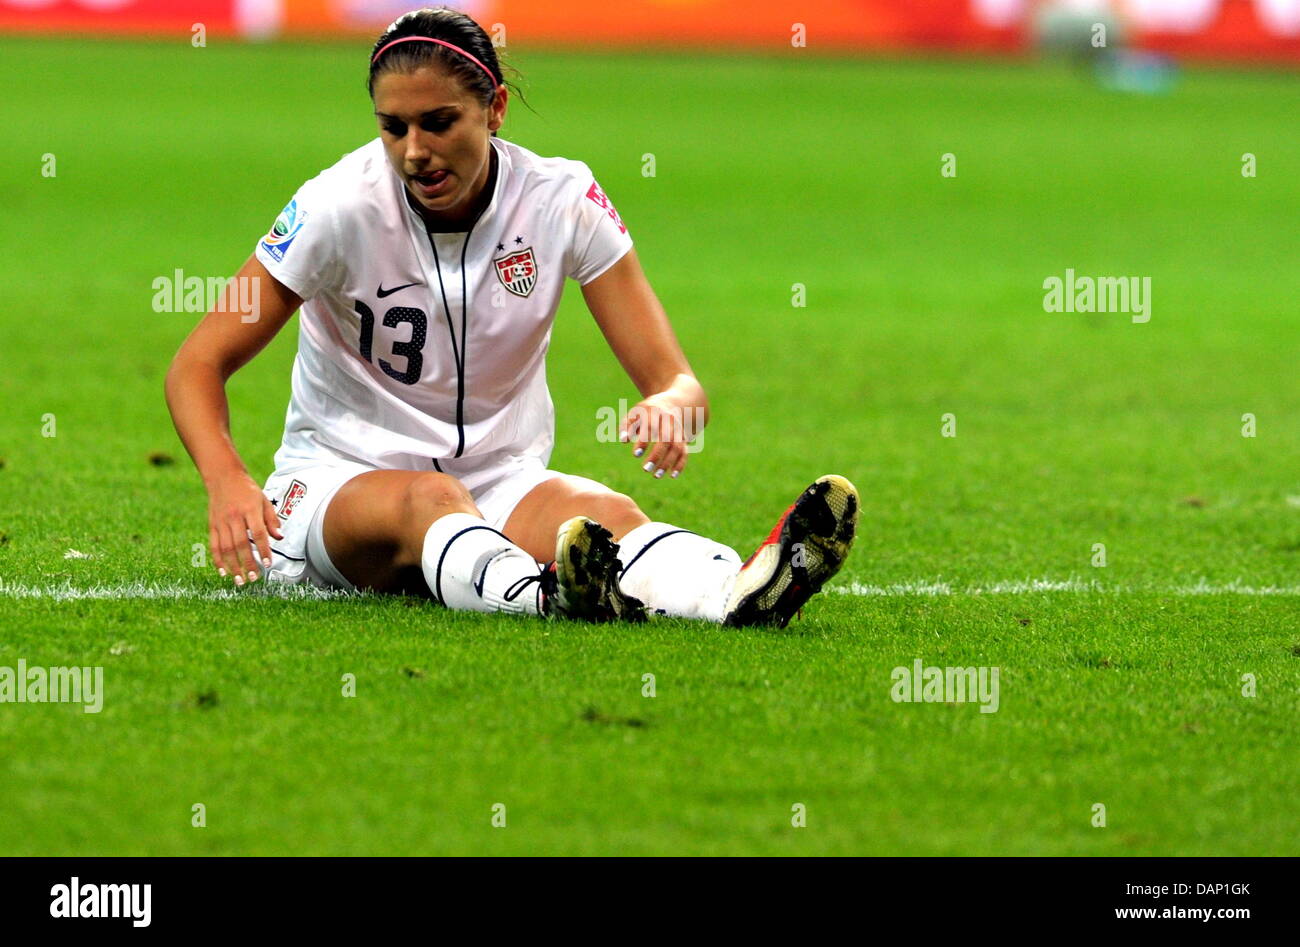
[
  {"xmin": 581, "ymin": 489, "xmax": 647, "ymax": 535},
  {"xmin": 402, "ymin": 473, "xmax": 475, "ymax": 523}
]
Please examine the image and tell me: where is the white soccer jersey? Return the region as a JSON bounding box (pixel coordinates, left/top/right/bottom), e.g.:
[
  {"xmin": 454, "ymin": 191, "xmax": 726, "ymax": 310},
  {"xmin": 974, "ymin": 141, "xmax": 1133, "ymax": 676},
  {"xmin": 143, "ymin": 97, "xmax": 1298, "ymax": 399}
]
[{"xmin": 253, "ymin": 136, "xmax": 633, "ymax": 473}]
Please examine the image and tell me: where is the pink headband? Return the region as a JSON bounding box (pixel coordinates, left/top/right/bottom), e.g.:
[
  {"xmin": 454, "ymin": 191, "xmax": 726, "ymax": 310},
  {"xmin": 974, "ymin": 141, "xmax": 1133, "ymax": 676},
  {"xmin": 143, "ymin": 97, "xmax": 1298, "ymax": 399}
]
[{"xmin": 370, "ymin": 35, "xmax": 499, "ymax": 89}]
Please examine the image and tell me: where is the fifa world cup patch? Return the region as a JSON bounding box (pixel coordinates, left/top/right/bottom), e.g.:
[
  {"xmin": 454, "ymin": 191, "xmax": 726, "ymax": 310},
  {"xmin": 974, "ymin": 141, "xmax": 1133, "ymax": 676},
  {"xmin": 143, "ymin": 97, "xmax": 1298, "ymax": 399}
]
[
  {"xmin": 493, "ymin": 246, "xmax": 538, "ymax": 297},
  {"xmin": 278, "ymin": 479, "xmax": 308, "ymax": 520},
  {"xmin": 260, "ymin": 199, "xmax": 307, "ymax": 263}
]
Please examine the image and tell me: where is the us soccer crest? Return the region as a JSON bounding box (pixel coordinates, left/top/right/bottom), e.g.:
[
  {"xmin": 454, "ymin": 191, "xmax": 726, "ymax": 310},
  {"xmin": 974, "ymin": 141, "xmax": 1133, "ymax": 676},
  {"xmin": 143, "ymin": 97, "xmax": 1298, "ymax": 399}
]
[
  {"xmin": 278, "ymin": 479, "xmax": 307, "ymax": 520},
  {"xmin": 494, "ymin": 247, "xmax": 538, "ymax": 297}
]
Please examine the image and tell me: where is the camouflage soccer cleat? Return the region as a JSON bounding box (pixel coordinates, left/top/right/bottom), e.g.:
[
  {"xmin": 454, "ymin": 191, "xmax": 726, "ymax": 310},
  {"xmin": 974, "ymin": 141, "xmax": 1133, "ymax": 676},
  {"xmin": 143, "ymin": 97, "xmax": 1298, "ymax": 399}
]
[
  {"xmin": 723, "ymin": 475, "xmax": 859, "ymax": 628},
  {"xmin": 542, "ymin": 516, "xmax": 648, "ymax": 623}
]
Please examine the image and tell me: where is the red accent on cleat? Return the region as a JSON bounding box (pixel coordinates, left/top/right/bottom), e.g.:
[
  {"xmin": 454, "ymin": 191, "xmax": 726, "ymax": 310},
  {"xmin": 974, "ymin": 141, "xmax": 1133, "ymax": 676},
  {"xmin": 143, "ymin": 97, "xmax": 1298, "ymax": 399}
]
[{"xmin": 740, "ymin": 501, "xmax": 796, "ymax": 569}]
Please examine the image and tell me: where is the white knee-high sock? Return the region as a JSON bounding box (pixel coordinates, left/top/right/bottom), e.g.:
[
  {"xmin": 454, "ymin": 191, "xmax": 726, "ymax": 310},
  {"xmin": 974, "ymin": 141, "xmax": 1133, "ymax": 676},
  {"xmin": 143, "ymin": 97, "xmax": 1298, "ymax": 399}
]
[
  {"xmin": 422, "ymin": 512, "xmax": 544, "ymax": 615},
  {"xmin": 615, "ymin": 521, "xmax": 742, "ymax": 622}
]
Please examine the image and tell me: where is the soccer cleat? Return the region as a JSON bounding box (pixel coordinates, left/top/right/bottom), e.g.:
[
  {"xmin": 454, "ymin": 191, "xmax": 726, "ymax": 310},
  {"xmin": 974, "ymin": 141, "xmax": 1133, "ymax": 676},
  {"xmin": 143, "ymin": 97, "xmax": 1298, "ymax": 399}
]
[
  {"xmin": 543, "ymin": 516, "xmax": 648, "ymax": 623},
  {"xmin": 723, "ymin": 474, "xmax": 859, "ymax": 628}
]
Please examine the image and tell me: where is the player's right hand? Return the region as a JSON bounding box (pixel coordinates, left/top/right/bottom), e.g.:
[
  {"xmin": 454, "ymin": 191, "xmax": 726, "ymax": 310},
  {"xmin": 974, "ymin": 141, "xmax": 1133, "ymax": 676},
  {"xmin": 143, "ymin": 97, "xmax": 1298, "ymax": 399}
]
[{"xmin": 207, "ymin": 472, "xmax": 283, "ymax": 586}]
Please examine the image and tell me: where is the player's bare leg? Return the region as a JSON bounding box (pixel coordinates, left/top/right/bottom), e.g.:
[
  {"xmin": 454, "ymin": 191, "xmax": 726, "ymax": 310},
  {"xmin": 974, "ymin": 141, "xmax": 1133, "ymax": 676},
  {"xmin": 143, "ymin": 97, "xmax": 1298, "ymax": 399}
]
[
  {"xmin": 502, "ymin": 475, "xmax": 649, "ymax": 561},
  {"xmin": 322, "ymin": 470, "xmax": 481, "ymax": 594}
]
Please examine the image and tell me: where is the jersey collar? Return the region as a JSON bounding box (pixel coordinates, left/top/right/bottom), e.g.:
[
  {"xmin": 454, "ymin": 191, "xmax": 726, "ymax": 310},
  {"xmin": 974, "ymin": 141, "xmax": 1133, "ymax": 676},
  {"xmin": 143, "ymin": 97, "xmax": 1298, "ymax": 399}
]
[{"xmin": 400, "ymin": 136, "xmax": 506, "ymax": 236}]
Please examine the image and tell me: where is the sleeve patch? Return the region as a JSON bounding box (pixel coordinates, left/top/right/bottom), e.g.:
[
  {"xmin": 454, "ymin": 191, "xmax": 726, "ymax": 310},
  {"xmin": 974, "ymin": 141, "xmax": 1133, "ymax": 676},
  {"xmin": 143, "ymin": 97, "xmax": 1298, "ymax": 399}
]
[
  {"xmin": 585, "ymin": 181, "xmax": 627, "ymax": 235},
  {"xmin": 260, "ymin": 199, "xmax": 308, "ymax": 262}
]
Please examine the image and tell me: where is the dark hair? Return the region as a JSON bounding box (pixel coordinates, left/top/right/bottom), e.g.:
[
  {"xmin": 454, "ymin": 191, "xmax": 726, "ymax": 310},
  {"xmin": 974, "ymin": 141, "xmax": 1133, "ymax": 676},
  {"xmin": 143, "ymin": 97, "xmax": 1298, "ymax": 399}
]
[{"xmin": 367, "ymin": 6, "xmax": 525, "ymax": 113}]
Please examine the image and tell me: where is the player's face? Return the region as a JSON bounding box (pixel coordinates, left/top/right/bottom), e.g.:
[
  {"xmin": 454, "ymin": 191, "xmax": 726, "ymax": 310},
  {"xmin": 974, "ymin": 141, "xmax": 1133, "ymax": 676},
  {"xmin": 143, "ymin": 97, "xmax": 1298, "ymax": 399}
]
[{"xmin": 373, "ymin": 66, "xmax": 507, "ymax": 227}]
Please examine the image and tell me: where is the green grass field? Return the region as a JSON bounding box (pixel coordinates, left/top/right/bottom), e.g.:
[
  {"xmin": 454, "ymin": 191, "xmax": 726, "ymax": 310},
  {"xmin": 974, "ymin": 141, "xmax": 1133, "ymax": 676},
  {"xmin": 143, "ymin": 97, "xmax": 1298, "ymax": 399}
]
[{"xmin": 1, "ymin": 37, "xmax": 1297, "ymax": 855}]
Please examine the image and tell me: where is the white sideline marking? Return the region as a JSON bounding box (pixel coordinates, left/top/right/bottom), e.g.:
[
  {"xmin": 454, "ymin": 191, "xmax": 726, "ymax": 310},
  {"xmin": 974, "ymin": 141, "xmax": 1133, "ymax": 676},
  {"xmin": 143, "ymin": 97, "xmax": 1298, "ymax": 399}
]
[
  {"xmin": 0, "ymin": 579, "xmax": 368, "ymax": 602},
  {"xmin": 2, "ymin": 577, "xmax": 1298, "ymax": 602},
  {"xmin": 832, "ymin": 577, "xmax": 1300, "ymax": 597}
]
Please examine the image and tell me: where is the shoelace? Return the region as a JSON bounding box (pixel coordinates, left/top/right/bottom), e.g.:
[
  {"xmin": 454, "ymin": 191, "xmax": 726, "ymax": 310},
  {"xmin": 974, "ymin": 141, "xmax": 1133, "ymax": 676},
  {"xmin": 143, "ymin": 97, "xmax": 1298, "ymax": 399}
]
[
  {"xmin": 503, "ymin": 554, "xmax": 641, "ymax": 620},
  {"xmin": 504, "ymin": 563, "xmax": 557, "ymax": 613}
]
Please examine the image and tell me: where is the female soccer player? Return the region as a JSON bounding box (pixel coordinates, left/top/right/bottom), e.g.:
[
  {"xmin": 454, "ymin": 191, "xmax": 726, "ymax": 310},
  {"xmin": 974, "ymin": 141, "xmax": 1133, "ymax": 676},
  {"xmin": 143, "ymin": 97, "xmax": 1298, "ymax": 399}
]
[{"xmin": 165, "ymin": 7, "xmax": 858, "ymax": 626}]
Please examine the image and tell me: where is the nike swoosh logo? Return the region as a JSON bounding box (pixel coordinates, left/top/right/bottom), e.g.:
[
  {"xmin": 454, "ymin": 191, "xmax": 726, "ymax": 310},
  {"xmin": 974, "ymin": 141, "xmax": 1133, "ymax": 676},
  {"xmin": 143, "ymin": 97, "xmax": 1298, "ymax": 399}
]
[
  {"xmin": 377, "ymin": 282, "xmax": 420, "ymax": 298},
  {"xmin": 474, "ymin": 550, "xmax": 506, "ymax": 597}
]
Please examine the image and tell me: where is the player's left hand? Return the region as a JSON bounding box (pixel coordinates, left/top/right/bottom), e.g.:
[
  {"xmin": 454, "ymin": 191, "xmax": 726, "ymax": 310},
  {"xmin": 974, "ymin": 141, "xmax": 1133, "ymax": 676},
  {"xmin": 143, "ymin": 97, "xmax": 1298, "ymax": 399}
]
[{"xmin": 619, "ymin": 391, "xmax": 699, "ymax": 480}]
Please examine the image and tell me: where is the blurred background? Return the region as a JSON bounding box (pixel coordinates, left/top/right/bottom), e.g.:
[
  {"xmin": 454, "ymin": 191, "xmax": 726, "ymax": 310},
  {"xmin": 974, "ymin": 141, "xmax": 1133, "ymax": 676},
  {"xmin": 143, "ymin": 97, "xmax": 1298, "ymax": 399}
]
[{"xmin": 2, "ymin": 0, "xmax": 1300, "ymax": 61}]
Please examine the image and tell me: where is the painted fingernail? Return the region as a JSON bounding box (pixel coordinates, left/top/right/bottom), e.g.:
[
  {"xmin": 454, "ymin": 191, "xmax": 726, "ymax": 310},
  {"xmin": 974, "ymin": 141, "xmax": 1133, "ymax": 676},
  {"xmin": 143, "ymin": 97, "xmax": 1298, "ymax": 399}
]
[
  {"xmin": 633, "ymin": 447, "xmax": 645, "ymax": 458},
  {"xmin": 263, "ymin": 557, "xmax": 272, "ymax": 568},
  {"xmin": 619, "ymin": 431, "xmax": 629, "ymax": 443},
  {"xmin": 248, "ymin": 571, "xmax": 258, "ymax": 582},
  {"xmin": 671, "ymin": 470, "xmax": 680, "ymax": 479},
  {"xmin": 234, "ymin": 574, "xmax": 244, "ymax": 586},
  {"xmin": 642, "ymin": 460, "xmax": 655, "ymax": 472},
  {"xmin": 218, "ymin": 568, "xmax": 227, "ymax": 577}
]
